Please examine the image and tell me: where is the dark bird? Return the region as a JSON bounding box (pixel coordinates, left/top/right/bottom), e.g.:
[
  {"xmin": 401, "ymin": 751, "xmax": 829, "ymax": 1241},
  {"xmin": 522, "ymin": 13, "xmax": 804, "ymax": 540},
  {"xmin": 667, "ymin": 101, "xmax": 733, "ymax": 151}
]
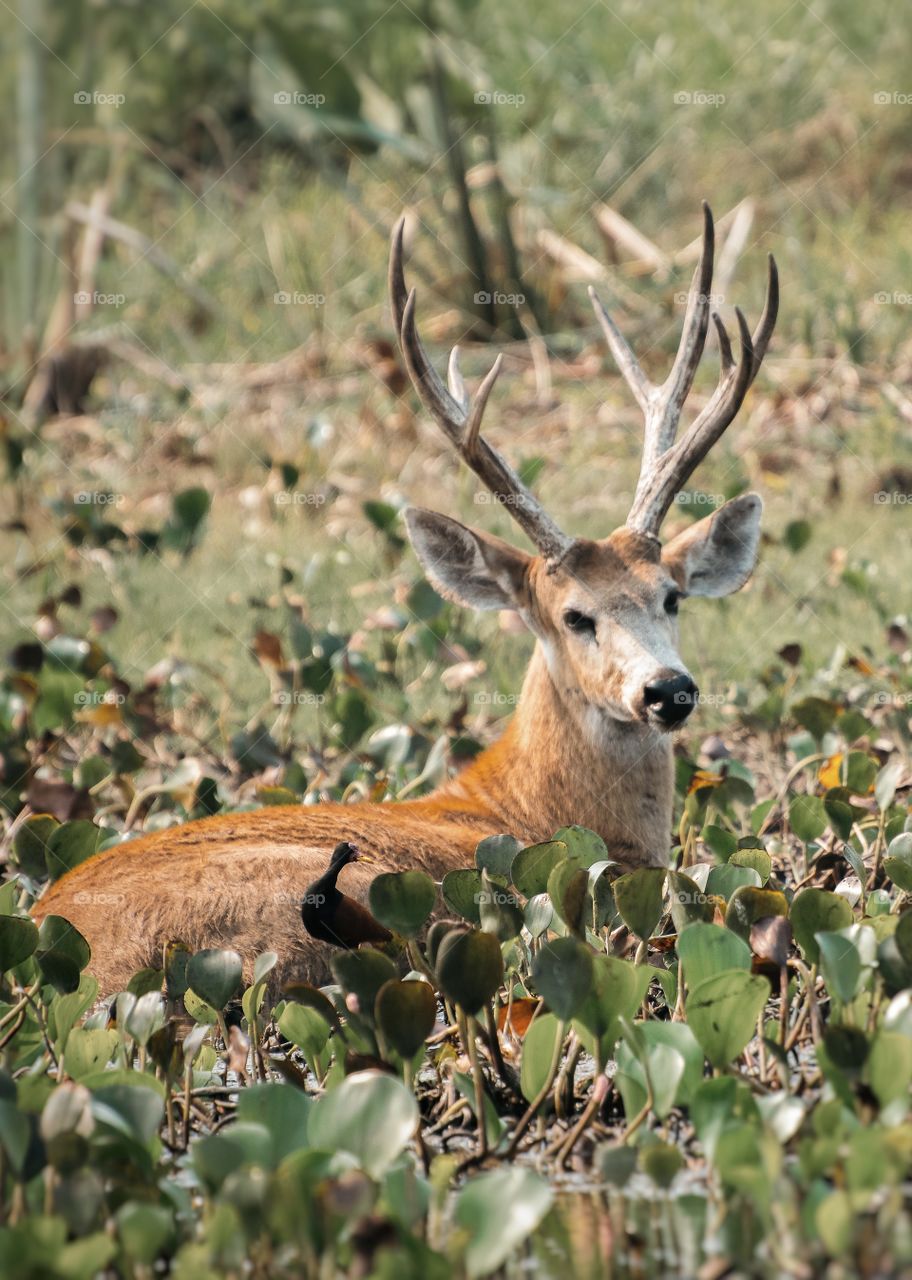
[{"xmin": 300, "ymin": 842, "xmax": 393, "ymax": 950}]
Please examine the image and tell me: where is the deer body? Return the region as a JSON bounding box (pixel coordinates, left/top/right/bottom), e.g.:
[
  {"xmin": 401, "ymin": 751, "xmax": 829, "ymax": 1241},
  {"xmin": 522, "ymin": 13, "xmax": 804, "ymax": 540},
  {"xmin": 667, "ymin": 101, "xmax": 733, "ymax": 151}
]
[{"xmin": 32, "ymin": 206, "xmax": 778, "ymax": 997}]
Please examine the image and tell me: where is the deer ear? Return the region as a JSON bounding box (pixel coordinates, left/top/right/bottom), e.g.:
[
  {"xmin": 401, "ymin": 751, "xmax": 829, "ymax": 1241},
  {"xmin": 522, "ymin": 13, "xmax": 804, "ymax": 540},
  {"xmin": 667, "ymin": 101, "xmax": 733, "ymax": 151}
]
[
  {"xmin": 404, "ymin": 507, "xmax": 532, "ymax": 611},
  {"xmin": 662, "ymin": 493, "xmax": 763, "ymax": 598}
]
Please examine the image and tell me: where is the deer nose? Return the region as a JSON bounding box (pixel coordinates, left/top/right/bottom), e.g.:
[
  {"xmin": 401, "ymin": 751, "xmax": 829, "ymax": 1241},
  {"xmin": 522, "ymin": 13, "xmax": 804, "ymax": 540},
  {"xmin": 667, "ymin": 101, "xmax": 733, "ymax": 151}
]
[{"xmin": 643, "ymin": 673, "xmax": 699, "ymax": 726}]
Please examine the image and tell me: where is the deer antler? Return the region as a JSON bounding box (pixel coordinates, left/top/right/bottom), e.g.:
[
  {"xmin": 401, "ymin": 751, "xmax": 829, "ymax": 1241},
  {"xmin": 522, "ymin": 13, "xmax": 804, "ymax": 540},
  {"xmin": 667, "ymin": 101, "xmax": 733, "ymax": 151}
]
[
  {"xmin": 589, "ymin": 202, "xmax": 778, "ymax": 537},
  {"xmin": 389, "ymin": 217, "xmax": 575, "ymax": 565}
]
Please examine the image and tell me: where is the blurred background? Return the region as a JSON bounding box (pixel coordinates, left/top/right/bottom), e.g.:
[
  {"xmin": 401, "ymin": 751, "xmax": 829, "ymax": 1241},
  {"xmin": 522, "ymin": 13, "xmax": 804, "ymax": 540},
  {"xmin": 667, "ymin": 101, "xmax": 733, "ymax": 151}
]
[{"xmin": 0, "ymin": 0, "xmax": 910, "ymax": 809}]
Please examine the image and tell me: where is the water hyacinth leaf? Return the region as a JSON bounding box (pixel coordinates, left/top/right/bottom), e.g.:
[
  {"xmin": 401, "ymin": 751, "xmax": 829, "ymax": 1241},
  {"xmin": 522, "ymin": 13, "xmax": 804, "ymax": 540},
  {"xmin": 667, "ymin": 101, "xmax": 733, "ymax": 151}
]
[
  {"xmin": 115, "ymin": 1203, "xmax": 175, "ymax": 1265},
  {"xmin": 91, "ymin": 1082, "xmax": 165, "ymax": 1148},
  {"xmin": 572, "ymin": 955, "xmax": 641, "ymax": 1060},
  {"xmin": 13, "ymin": 813, "xmax": 59, "ymax": 878},
  {"xmin": 375, "ymin": 979, "xmax": 437, "ymax": 1058},
  {"xmin": 843, "ymin": 751, "xmax": 877, "ymax": 794},
  {"xmin": 532, "ymin": 936, "xmax": 593, "ymax": 1022},
  {"xmin": 0, "ymin": 915, "xmax": 38, "ymax": 972},
  {"xmin": 520, "ymin": 1012, "xmax": 563, "ymax": 1103},
  {"xmin": 791, "ymin": 695, "xmax": 838, "ymax": 741},
  {"xmin": 668, "ymin": 870, "xmax": 713, "ymax": 932},
  {"xmin": 436, "ymin": 929, "xmax": 503, "ymax": 1014},
  {"xmin": 884, "ymin": 833, "xmax": 912, "ymax": 892},
  {"xmin": 816, "ymin": 1190, "xmax": 854, "ymax": 1257},
  {"xmin": 750, "ymin": 915, "xmax": 793, "ymax": 969},
  {"xmin": 477, "ymin": 871, "xmax": 524, "ymax": 941},
  {"xmin": 454, "ymin": 1167, "xmax": 553, "ymax": 1278},
  {"xmin": 63, "ymin": 1028, "xmax": 118, "ymax": 1079},
  {"xmin": 474, "ymin": 834, "xmax": 522, "ymax": 880},
  {"xmin": 895, "ymin": 911, "xmax": 912, "ymax": 966},
  {"xmin": 615, "ymin": 1021, "xmax": 703, "ymax": 1119},
  {"xmin": 729, "ymin": 846, "xmax": 771, "ymax": 884},
  {"xmin": 875, "ymin": 759, "xmax": 903, "ymax": 812},
  {"xmin": 183, "ymin": 988, "xmax": 218, "ymax": 1025},
  {"xmin": 640, "ymin": 1140, "xmax": 683, "ymax": 1189},
  {"xmin": 725, "ymin": 886, "xmax": 788, "ymax": 942},
  {"xmin": 705, "ymin": 863, "xmax": 761, "ymax": 902},
  {"xmin": 368, "ymin": 870, "xmax": 436, "ymax": 937},
  {"xmin": 193, "ymin": 1123, "xmax": 273, "ymax": 1190},
  {"xmin": 613, "ymin": 867, "xmax": 666, "ymax": 940},
  {"xmin": 552, "ymin": 826, "xmax": 609, "ymax": 867},
  {"xmin": 523, "ymin": 893, "xmax": 553, "ymax": 939},
  {"xmin": 186, "ymin": 949, "xmax": 243, "ymax": 1011},
  {"xmin": 547, "ymin": 860, "xmax": 589, "ymax": 937},
  {"xmin": 511, "ymin": 841, "xmax": 567, "ymax": 898},
  {"xmin": 36, "ymin": 915, "xmax": 91, "ymax": 994},
  {"xmin": 789, "ymin": 794, "xmax": 828, "ymax": 843},
  {"xmin": 122, "ymin": 992, "xmax": 165, "ymax": 1048},
  {"xmin": 597, "ymin": 1144, "xmax": 638, "ymax": 1186},
  {"xmin": 877, "ymin": 933, "xmax": 912, "ymax": 995},
  {"xmin": 867, "ymin": 1031, "xmax": 912, "ymax": 1108},
  {"xmin": 816, "ymin": 927, "xmax": 875, "ymax": 1004},
  {"xmin": 331, "ymin": 948, "xmax": 398, "ymax": 1013},
  {"xmin": 236, "ymin": 1083, "xmax": 312, "ymax": 1165},
  {"xmin": 308, "ymin": 1071, "xmax": 417, "ymax": 1178},
  {"xmin": 45, "ymin": 821, "xmax": 103, "ymax": 881},
  {"xmin": 790, "ymin": 889, "xmax": 853, "ymax": 964},
  {"xmin": 589, "ymin": 862, "xmax": 617, "ymax": 930},
  {"xmin": 441, "ymin": 869, "xmax": 483, "ymax": 924},
  {"xmin": 676, "ymin": 923, "xmax": 751, "ymax": 990},
  {"xmin": 714, "ymin": 1124, "xmax": 781, "ymax": 1201},
  {"xmin": 702, "ymin": 824, "xmax": 737, "ymax": 859},
  {"xmin": 686, "ymin": 970, "xmax": 770, "ymax": 1066},
  {"xmin": 823, "ymin": 788, "xmax": 858, "ymax": 841},
  {"xmin": 278, "ymin": 1002, "xmax": 331, "ymax": 1064}
]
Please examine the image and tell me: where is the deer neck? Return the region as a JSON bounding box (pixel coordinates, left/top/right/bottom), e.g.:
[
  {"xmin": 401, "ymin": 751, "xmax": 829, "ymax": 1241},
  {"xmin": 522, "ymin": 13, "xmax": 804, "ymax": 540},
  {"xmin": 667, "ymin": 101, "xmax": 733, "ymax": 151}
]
[{"xmin": 436, "ymin": 644, "xmax": 674, "ymax": 867}]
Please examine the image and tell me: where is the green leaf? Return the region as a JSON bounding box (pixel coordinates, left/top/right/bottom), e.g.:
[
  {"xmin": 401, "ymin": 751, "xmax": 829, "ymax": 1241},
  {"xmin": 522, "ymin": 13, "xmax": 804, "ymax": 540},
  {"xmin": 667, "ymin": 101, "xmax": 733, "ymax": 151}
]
[
  {"xmin": 278, "ymin": 1002, "xmax": 331, "ymax": 1066},
  {"xmin": 375, "ymin": 979, "xmax": 437, "ymax": 1058},
  {"xmin": 474, "ymin": 834, "xmax": 522, "ymax": 880},
  {"xmin": 308, "ymin": 1071, "xmax": 418, "ymax": 1178},
  {"xmin": 510, "ymin": 841, "xmax": 567, "ymax": 897},
  {"xmin": 572, "ymin": 956, "xmax": 641, "ymax": 1061},
  {"xmin": 686, "ymin": 969, "xmax": 770, "ymax": 1067},
  {"xmin": 237, "ymin": 1083, "xmax": 312, "ymax": 1165},
  {"xmin": 45, "ymin": 821, "xmax": 102, "ymax": 881},
  {"xmin": 884, "ymin": 833, "xmax": 912, "ymax": 892},
  {"xmin": 115, "ymin": 1203, "xmax": 175, "ymax": 1265},
  {"xmin": 368, "ymin": 870, "xmax": 436, "ymax": 937},
  {"xmin": 186, "ymin": 949, "xmax": 242, "ymax": 1011},
  {"xmin": 436, "ymin": 930, "xmax": 503, "ymax": 1015},
  {"xmin": 13, "ymin": 814, "xmax": 59, "ymax": 878},
  {"xmin": 790, "ymin": 889, "xmax": 853, "ymax": 964},
  {"xmin": 789, "ymin": 794, "xmax": 828, "ymax": 843},
  {"xmin": 677, "ymin": 922, "xmax": 751, "ymax": 990},
  {"xmin": 441, "ymin": 869, "xmax": 483, "ymax": 924},
  {"xmin": 725, "ymin": 886, "xmax": 789, "ymax": 941},
  {"xmin": 520, "ymin": 1013, "xmax": 563, "ymax": 1103},
  {"xmin": 36, "ymin": 915, "xmax": 91, "ymax": 994},
  {"xmin": 705, "ymin": 863, "xmax": 761, "ymax": 902},
  {"xmin": 531, "ymin": 936, "xmax": 593, "ymax": 1022},
  {"xmin": 612, "ymin": 867, "xmax": 666, "ymax": 940},
  {"xmin": 641, "ymin": 1140, "xmax": 683, "ymax": 1188},
  {"xmin": 454, "ymin": 1167, "xmax": 553, "ymax": 1278},
  {"xmin": 331, "ymin": 948, "xmax": 398, "ymax": 1014},
  {"xmin": 0, "ymin": 915, "xmax": 38, "ymax": 972}
]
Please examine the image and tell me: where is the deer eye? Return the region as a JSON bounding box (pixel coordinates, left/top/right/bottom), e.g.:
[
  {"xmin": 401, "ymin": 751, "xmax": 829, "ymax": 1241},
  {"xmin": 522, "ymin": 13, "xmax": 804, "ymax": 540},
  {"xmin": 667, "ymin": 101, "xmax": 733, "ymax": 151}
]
[
  {"xmin": 664, "ymin": 590, "xmax": 680, "ymax": 615},
  {"xmin": 564, "ymin": 609, "xmax": 596, "ymax": 636}
]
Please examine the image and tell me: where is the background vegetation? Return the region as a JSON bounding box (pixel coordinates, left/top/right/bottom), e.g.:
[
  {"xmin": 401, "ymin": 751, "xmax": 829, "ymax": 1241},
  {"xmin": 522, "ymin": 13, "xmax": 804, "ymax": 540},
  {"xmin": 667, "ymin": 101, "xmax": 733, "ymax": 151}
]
[{"xmin": 0, "ymin": 1, "xmax": 910, "ymax": 1275}]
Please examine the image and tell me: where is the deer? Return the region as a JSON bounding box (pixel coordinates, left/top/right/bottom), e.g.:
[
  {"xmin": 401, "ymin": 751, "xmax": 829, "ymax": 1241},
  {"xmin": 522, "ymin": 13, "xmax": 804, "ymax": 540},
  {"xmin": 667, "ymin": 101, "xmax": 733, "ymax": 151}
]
[{"xmin": 31, "ymin": 204, "xmax": 777, "ymax": 996}]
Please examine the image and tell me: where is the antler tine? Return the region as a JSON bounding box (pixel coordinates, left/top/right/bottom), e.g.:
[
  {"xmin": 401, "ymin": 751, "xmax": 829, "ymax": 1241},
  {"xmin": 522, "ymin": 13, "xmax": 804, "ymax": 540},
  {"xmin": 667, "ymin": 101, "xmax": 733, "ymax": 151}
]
[
  {"xmin": 391, "ymin": 220, "xmax": 575, "ymax": 565},
  {"xmin": 655, "ymin": 201, "xmax": 715, "ymax": 455},
  {"xmin": 748, "ymin": 253, "xmax": 779, "ymax": 386},
  {"xmin": 587, "ymin": 286, "xmax": 650, "ymax": 413}
]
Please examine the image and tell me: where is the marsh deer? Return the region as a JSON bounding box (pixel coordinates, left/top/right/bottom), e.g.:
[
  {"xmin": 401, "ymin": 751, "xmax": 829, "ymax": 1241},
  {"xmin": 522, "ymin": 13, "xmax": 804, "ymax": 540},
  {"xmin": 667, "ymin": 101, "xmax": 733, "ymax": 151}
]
[{"xmin": 33, "ymin": 205, "xmax": 777, "ymax": 995}]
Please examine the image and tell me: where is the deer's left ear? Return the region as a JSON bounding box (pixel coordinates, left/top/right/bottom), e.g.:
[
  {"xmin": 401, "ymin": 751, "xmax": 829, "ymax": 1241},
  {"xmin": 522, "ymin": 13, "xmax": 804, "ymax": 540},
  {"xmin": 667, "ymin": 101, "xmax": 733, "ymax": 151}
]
[{"xmin": 661, "ymin": 493, "xmax": 763, "ymax": 598}]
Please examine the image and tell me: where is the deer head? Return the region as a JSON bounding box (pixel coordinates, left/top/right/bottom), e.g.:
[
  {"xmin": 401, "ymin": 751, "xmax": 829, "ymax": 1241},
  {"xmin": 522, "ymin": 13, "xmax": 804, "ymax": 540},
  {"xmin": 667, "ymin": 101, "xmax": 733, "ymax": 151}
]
[{"xmin": 390, "ymin": 208, "xmax": 777, "ymax": 731}]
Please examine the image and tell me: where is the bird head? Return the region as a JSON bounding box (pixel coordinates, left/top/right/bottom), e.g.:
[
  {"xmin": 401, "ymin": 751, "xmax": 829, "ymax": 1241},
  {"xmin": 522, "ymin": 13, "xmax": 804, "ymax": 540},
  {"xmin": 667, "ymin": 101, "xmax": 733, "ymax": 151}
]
[{"xmin": 330, "ymin": 842, "xmax": 375, "ymax": 868}]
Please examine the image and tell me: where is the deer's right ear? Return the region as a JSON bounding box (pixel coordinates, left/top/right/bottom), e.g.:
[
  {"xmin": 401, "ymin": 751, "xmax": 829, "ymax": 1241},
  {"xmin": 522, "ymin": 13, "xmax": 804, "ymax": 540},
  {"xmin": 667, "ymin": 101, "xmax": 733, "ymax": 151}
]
[{"xmin": 404, "ymin": 507, "xmax": 532, "ymax": 611}]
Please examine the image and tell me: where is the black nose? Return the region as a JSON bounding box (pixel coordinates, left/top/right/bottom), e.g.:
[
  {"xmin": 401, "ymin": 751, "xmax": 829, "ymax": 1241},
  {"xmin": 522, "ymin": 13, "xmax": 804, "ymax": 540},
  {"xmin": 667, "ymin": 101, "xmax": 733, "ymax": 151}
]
[{"xmin": 643, "ymin": 673, "xmax": 699, "ymax": 726}]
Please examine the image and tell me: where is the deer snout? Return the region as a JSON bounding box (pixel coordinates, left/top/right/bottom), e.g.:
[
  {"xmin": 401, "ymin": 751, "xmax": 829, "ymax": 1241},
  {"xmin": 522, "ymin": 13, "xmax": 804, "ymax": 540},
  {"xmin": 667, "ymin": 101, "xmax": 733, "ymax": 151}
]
[{"xmin": 642, "ymin": 672, "xmax": 699, "ymax": 727}]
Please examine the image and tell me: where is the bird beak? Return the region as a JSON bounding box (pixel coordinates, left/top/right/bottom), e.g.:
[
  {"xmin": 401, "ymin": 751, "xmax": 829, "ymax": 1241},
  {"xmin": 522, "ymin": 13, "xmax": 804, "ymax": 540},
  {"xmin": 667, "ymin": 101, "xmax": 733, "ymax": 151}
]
[{"xmin": 355, "ymin": 853, "xmax": 376, "ymax": 864}]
